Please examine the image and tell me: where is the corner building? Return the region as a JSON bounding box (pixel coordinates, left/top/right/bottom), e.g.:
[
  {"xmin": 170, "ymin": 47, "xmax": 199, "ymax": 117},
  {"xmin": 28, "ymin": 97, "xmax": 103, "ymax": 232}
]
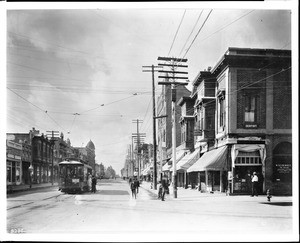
[{"xmin": 210, "ymin": 47, "xmax": 292, "ymax": 195}]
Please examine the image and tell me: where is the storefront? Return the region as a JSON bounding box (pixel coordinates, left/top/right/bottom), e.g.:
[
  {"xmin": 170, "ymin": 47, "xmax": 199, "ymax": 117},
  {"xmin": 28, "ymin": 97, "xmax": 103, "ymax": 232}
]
[
  {"xmin": 176, "ymin": 147, "xmax": 201, "ymax": 188},
  {"xmin": 230, "ymin": 144, "xmax": 266, "ymax": 194},
  {"xmin": 6, "ymin": 140, "xmax": 23, "ymax": 186},
  {"xmin": 187, "ymin": 146, "xmax": 228, "ymax": 192}
]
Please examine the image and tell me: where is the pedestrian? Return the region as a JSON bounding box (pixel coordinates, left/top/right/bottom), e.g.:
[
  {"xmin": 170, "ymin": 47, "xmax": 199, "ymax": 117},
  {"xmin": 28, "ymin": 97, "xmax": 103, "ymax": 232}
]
[
  {"xmin": 87, "ymin": 174, "xmax": 92, "ymax": 192},
  {"xmin": 251, "ymin": 172, "xmax": 259, "ymax": 197},
  {"xmin": 161, "ymin": 176, "xmax": 169, "ymax": 201},
  {"xmin": 130, "ymin": 180, "xmax": 137, "ymax": 199},
  {"xmin": 134, "ymin": 178, "xmax": 140, "ymax": 194},
  {"xmin": 91, "ymin": 175, "xmax": 97, "ymax": 193},
  {"xmin": 157, "ymin": 181, "xmax": 162, "ymax": 199}
]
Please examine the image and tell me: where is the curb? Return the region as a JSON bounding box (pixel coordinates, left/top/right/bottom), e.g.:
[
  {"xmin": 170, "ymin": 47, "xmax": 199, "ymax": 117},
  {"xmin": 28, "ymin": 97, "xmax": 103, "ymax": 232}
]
[{"xmin": 7, "ymin": 184, "xmax": 58, "ymax": 194}]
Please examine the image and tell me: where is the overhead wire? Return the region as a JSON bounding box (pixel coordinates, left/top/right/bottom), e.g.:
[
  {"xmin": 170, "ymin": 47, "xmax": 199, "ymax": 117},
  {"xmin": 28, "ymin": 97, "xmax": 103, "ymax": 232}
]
[
  {"xmin": 182, "ymin": 9, "xmax": 213, "ymax": 59},
  {"xmin": 178, "ymin": 66, "xmax": 291, "ymax": 117},
  {"xmin": 168, "ymin": 9, "xmax": 186, "ymax": 56},
  {"xmin": 198, "ymin": 10, "xmax": 255, "ymax": 43},
  {"xmin": 178, "ymin": 10, "xmax": 204, "ymax": 57}
]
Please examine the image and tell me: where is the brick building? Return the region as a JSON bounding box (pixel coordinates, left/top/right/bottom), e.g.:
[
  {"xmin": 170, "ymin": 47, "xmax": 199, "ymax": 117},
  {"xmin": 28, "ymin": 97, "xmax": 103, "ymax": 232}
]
[{"xmin": 187, "ymin": 47, "xmax": 292, "ymax": 195}]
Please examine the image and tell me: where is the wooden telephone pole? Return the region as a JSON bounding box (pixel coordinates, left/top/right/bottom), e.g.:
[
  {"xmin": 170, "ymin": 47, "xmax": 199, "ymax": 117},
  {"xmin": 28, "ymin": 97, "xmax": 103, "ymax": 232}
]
[
  {"xmin": 157, "ymin": 56, "xmax": 188, "ymax": 198},
  {"xmin": 142, "ymin": 65, "xmax": 162, "ymax": 190},
  {"xmin": 132, "ymin": 119, "xmax": 145, "ymax": 178}
]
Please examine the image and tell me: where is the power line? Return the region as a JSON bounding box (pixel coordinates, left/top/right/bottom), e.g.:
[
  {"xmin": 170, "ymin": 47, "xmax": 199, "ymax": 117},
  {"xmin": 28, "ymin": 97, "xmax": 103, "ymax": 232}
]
[
  {"xmin": 168, "ymin": 9, "xmax": 186, "ymax": 56},
  {"xmin": 80, "ymin": 93, "xmax": 140, "ymax": 114},
  {"xmin": 182, "ymin": 9, "xmax": 213, "ymax": 59},
  {"xmin": 8, "ymin": 31, "xmax": 102, "ymax": 58},
  {"xmin": 182, "ymin": 67, "xmax": 291, "ymax": 116},
  {"xmin": 7, "ymin": 87, "xmax": 66, "ymax": 131},
  {"xmin": 178, "ymin": 10, "xmax": 203, "ymax": 57},
  {"xmin": 7, "ymin": 87, "xmax": 45, "ymax": 113},
  {"xmin": 198, "ymin": 10, "xmax": 255, "ymax": 43}
]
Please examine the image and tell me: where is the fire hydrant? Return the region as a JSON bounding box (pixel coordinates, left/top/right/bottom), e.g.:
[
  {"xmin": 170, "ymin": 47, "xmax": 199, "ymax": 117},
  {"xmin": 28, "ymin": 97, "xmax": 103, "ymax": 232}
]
[{"xmin": 267, "ymin": 189, "xmax": 272, "ymax": 202}]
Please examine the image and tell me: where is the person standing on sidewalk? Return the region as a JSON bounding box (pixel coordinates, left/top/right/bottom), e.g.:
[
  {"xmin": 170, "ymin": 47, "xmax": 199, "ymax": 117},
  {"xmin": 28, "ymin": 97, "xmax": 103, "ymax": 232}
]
[
  {"xmin": 161, "ymin": 176, "xmax": 169, "ymax": 201},
  {"xmin": 130, "ymin": 179, "xmax": 137, "ymax": 199},
  {"xmin": 251, "ymin": 172, "xmax": 259, "ymax": 197},
  {"xmin": 87, "ymin": 174, "xmax": 92, "ymax": 192},
  {"xmin": 91, "ymin": 175, "xmax": 97, "ymax": 193},
  {"xmin": 134, "ymin": 178, "xmax": 140, "ymax": 194}
]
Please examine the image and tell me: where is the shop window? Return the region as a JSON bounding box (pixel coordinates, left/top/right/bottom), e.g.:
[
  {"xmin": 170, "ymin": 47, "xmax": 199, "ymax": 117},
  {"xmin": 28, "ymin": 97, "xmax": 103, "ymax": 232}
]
[
  {"xmin": 236, "ymin": 151, "xmax": 261, "ymax": 165},
  {"xmin": 7, "ymin": 166, "xmax": 12, "ymax": 182},
  {"xmin": 16, "ymin": 167, "xmax": 21, "ymax": 183}
]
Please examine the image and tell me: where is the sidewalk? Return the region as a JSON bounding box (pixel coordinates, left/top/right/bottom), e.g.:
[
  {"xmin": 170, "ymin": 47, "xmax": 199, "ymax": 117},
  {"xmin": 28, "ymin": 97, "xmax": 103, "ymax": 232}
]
[
  {"xmin": 7, "ymin": 182, "xmax": 59, "ymax": 194},
  {"xmin": 140, "ymin": 181, "xmax": 293, "ymax": 203}
]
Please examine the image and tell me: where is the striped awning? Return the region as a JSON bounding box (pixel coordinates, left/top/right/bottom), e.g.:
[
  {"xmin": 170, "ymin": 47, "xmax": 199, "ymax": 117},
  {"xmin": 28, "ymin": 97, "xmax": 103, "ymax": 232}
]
[
  {"xmin": 187, "ymin": 146, "xmax": 228, "ymax": 172},
  {"xmin": 176, "ymin": 147, "xmax": 200, "ymax": 171},
  {"xmin": 169, "ymin": 150, "xmax": 189, "ymax": 171}
]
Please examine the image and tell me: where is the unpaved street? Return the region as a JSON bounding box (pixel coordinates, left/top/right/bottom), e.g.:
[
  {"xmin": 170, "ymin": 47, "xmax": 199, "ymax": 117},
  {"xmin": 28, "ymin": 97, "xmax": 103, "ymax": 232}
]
[{"xmin": 6, "ymin": 179, "xmax": 295, "ymax": 241}]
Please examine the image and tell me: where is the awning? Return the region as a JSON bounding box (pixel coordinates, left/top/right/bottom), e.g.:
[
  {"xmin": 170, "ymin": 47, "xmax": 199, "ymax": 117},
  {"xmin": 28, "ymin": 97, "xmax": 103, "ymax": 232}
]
[
  {"xmin": 176, "ymin": 147, "xmax": 201, "ymax": 171},
  {"xmin": 169, "ymin": 150, "xmax": 189, "ymax": 171},
  {"xmin": 142, "ymin": 167, "xmax": 150, "ymax": 176},
  {"xmin": 187, "ymin": 146, "xmax": 228, "ymax": 172},
  {"xmin": 162, "ymin": 150, "xmax": 187, "ymax": 172},
  {"xmin": 162, "ymin": 162, "xmax": 171, "ymax": 172},
  {"xmin": 231, "ymin": 144, "xmax": 266, "ymax": 168}
]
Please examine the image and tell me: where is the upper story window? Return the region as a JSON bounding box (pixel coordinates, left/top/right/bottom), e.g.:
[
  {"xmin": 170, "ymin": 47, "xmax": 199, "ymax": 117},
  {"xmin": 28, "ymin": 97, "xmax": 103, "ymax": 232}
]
[
  {"xmin": 217, "ymin": 90, "xmax": 226, "ymax": 130},
  {"xmin": 242, "ymin": 90, "xmax": 260, "ymax": 128},
  {"xmin": 244, "ymin": 94, "xmax": 256, "ymax": 122},
  {"xmin": 199, "ymin": 107, "xmax": 204, "ymax": 131}
]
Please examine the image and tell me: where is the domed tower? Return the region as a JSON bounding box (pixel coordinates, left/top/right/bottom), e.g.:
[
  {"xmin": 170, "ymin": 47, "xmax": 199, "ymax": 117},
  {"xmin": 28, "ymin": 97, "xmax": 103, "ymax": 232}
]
[
  {"xmin": 86, "ymin": 140, "xmax": 95, "ymax": 151},
  {"xmin": 86, "ymin": 140, "xmax": 96, "ymax": 171}
]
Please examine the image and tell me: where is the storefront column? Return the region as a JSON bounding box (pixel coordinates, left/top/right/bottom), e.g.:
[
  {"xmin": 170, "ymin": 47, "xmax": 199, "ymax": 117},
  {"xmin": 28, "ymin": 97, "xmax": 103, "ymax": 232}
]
[{"xmin": 205, "ymin": 170, "xmax": 208, "ymax": 192}]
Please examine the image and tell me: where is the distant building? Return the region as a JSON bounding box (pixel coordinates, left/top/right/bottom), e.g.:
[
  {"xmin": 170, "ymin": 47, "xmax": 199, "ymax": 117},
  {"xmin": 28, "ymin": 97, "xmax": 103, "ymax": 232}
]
[{"xmin": 157, "ymin": 84, "xmax": 191, "ymax": 180}]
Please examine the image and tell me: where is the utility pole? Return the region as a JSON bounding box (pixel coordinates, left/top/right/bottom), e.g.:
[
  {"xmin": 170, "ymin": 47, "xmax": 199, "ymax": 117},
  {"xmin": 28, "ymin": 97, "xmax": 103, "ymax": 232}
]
[
  {"xmin": 46, "ymin": 130, "xmax": 59, "ymax": 185},
  {"xmin": 155, "ymin": 115, "xmax": 168, "ymax": 182},
  {"xmin": 142, "ymin": 65, "xmax": 162, "ymax": 190},
  {"xmin": 132, "ymin": 119, "xmax": 144, "ymax": 178},
  {"xmin": 157, "ymin": 56, "xmax": 188, "ymax": 199}
]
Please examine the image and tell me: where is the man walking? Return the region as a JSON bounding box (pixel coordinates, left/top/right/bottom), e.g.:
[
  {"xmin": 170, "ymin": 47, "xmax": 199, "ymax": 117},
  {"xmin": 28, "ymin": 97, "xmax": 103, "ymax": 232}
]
[
  {"xmin": 130, "ymin": 179, "xmax": 137, "ymax": 199},
  {"xmin": 251, "ymin": 172, "xmax": 259, "ymax": 197},
  {"xmin": 134, "ymin": 178, "xmax": 140, "ymax": 194}
]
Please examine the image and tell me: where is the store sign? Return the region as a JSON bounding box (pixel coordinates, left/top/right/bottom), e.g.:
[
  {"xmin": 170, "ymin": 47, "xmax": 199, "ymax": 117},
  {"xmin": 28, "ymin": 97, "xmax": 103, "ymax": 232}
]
[
  {"xmin": 245, "ymin": 124, "xmax": 258, "ymax": 128},
  {"xmin": 275, "ymin": 163, "xmax": 292, "ymax": 174}
]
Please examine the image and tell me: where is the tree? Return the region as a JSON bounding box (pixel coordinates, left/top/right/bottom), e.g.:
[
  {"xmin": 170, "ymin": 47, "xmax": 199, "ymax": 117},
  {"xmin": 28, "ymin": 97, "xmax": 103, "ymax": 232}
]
[{"xmin": 104, "ymin": 165, "xmax": 116, "ymax": 179}]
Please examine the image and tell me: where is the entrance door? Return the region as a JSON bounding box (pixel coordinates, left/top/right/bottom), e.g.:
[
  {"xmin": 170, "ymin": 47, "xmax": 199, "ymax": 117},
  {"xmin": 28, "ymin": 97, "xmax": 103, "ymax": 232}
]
[{"xmin": 234, "ymin": 166, "xmax": 263, "ymax": 194}]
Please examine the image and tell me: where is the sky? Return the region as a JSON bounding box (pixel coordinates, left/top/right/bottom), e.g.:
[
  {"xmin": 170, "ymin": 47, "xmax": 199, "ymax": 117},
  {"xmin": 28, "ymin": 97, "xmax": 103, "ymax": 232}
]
[{"xmin": 2, "ymin": 1, "xmax": 297, "ymax": 175}]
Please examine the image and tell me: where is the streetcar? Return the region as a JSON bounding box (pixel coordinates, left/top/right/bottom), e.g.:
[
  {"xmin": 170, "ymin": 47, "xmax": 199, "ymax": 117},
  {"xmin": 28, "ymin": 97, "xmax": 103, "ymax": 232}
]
[{"xmin": 58, "ymin": 160, "xmax": 93, "ymax": 193}]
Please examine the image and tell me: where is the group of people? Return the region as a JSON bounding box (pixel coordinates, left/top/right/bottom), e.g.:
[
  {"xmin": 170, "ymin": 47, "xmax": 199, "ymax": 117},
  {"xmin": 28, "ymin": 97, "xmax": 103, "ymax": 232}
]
[
  {"xmin": 87, "ymin": 174, "xmax": 97, "ymax": 193},
  {"xmin": 129, "ymin": 176, "xmax": 170, "ymax": 201},
  {"xmin": 158, "ymin": 176, "xmax": 169, "ymax": 201}
]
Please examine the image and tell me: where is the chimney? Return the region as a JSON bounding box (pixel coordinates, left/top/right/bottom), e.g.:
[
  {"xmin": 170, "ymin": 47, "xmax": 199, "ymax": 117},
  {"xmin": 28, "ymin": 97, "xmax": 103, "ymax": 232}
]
[{"xmin": 207, "ymin": 66, "xmax": 212, "ymax": 72}]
